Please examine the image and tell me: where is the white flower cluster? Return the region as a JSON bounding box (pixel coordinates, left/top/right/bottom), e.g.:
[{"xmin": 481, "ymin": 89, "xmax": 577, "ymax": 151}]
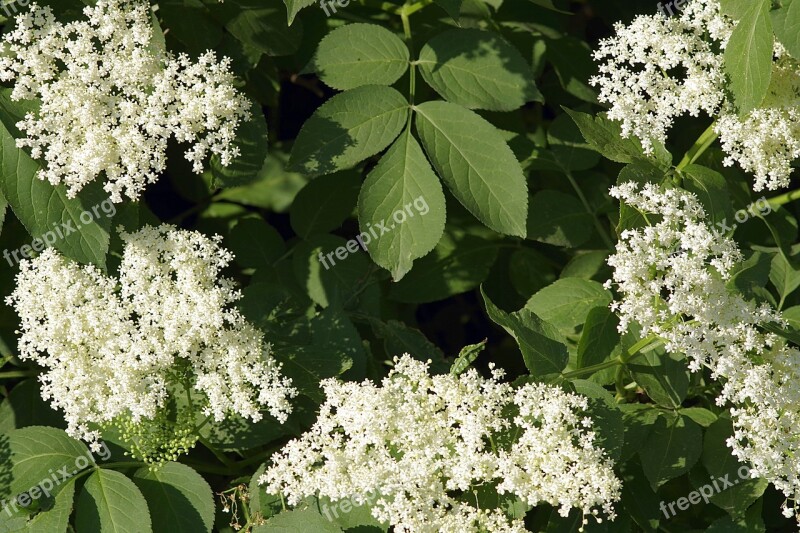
[
  {"xmin": 0, "ymin": 0, "xmax": 251, "ymax": 202},
  {"xmin": 7, "ymin": 224, "xmax": 295, "ymax": 451},
  {"xmin": 715, "ymin": 59, "xmax": 800, "ymax": 191},
  {"xmin": 590, "ymin": 0, "xmax": 731, "ymax": 155},
  {"xmin": 608, "ymin": 182, "xmax": 800, "ymax": 519},
  {"xmin": 592, "ymin": 0, "xmax": 800, "ymax": 191},
  {"xmin": 260, "ymin": 355, "xmax": 621, "ymax": 533}
]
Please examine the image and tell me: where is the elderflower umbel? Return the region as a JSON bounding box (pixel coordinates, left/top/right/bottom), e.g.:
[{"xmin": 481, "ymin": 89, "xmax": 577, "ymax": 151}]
[
  {"xmin": 0, "ymin": 0, "xmax": 251, "ymax": 202},
  {"xmin": 260, "ymin": 355, "xmax": 621, "ymax": 533},
  {"xmin": 592, "ymin": 0, "xmax": 800, "ymax": 191},
  {"xmin": 608, "ymin": 182, "xmax": 800, "ymax": 519},
  {"xmin": 590, "ymin": 0, "xmax": 731, "ymax": 155},
  {"xmin": 7, "ymin": 224, "xmax": 295, "ymax": 461}
]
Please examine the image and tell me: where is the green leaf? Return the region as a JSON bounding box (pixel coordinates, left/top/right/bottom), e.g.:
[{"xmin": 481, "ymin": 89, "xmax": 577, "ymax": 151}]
[
  {"xmin": 388, "ymin": 224, "xmax": 498, "ymax": 303},
  {"xmin": 545, "ymin": 36, "xmax": 597, "ymax": 103},
  {"xmin": 719, "ymin": 0, "xmax": 752, "ymax": 19},
  {"xmin": 548, "ymin": 112, "xmax": 600, "ymax": 171},
  {"xmin": 431, "ymin": 0, "xmax": 462, "ymax": 20},
  {"xmin": 620, "ymin": 459, "xmax": 662, "ymax": 532},
  {"xmin": 482, "ymin": 287, "xmax": 569, "ymax": 375},
  {"xmin": 770, "ymin": 252, "xmax": 800, "ymax": 304},
  {"xmin": 255, "ymin": 507, "xmax": 343, "ymax": 532},
  {"xmin": 7, "ymin": 426, "xmax": 90, "ymax": 498},
  {"xmin": 529, "ymin": 0, "xmax": 570, "ymax": 13},
  {"xmin": 417, "ymin": 29, "xmax": 542, "ymax": 111},
  {"xmin": 619, "ymin": 404, "xmax": 660, "ymax": 463},
  {"xmin": 450, "ymin": 340, "xmax": 487, "ymax": 375},
  {"xmin": 577, "ymin": 306, "xmax": 620, "ymax": 369},
  {"xmin": 524, "ymin": 278, "xmax": 612, "ymax": 334},
  {"xmin": 211, "ymin": 101, "xmax": 268, "ymax": 188},
  {"xmin": 358, "ymin": 129, "xmax": 446, "ymax": 281},
  {"xmin": 224, "ymin": 0, "xmax": 303, "ymax": 56},
  {"xmin": 311, "ymin": 24, "xmax": 409, "ymax": 90},
  {"xmin": 724, "ymin": 0, "xmax": 773, "ymax": 114},
  {"xmin": 275, "ymin": 307, "xmax": 362, "ymax": 400},
  {"xmin": 283, "ymin": 0, "xmax": 316, "ymax": 25},
  {"xmin": 415, "ymin": 101, "xmax": 528, "ymax": 237},
  {"xmin": 0, "ymin": 120, "xmax": 111, "ymax": 268},
  {"xmin": 564, "ymin": 108, "xmax": 671, "ymax": 167},
  {"xmin": 227, "ymin": 216, "xmax": 285, "ymax": 268},
  {"xmin": 681, "ymin": 164, "xmax": 734, "ymax": 228},
  {"xmin": 74, "ymin": 469, "xmax": 152, "ymax": 533},
  {"xmin": 701, "ymin": 418, "xmax": 768, "ymax": 517},
  {"xmin": 132, "ymin": 462, "xmax": 214, "ymax": 533},
  {"xmin": 526, "ymin": 190, "xmax": 593, "ymax": 247},
  {"xmin": 292, "ymin": 234, "xmax": 376, "ymax": 309},
  {"xmin": 368, "ymin": 318, "xmax": 449, "ymax": 373},
  {"xmin": 771, "ymin": 0, "xmax": 800, "ymax": 59},
  {"xmin": 26, "ymin": 477, "xmax": 77, "ymax": 531},
  {"xmin": 640, "ymin": 413, "xmax": 703, "ymax": 490},
  {"xmin": 680, "ymin": 407, "xmax": 718, "ymax": 428},
  {"xmin": 728, "ymin": 250, "xmax": 772, "ymax": 300},
  {"xmin": 571, "ymin": 380, "xmax": 624, "ymax": 461},
  {"xmin": 290, "ymin": 170, "xmax": 361, "ymax": 239},
  {"xmin": 628, "ymin": 349, "xmax": 690, "ymax": 409},
  {"xmin": 288, "ymin": 86, "xmax": 408, "ymax": 176},
  {"xmin": 0, "ymin": 380, "xmax": 67, "ymax": 433},
  {"xmin": 706, "ymin": 508, "xmax": 765, "ymax": 533}
]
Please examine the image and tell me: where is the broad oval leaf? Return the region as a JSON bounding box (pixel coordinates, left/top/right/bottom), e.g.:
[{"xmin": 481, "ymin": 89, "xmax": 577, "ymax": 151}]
[
  {"xmin": 771, "ymin": 0, "xmax": 800, "ymax": 60},
  {"xmin": 640, "ymin": 413, "xmax": 702, "ymax": 490},
  {"xmin": 358, "ymin": 129, "xmax": 447, "ymax": 281},
  {"xmin": 132, "ymin": 462, "xmax": 214, "ymax": 533},
  {"xmin": 75, "ymin": 469, "xmax": 153, "ymax": 533},
  {"xmin": 724, "ymin": 0, "xmax": 773, "ymax": 114},
  {"xmin": 8, "ymin": 426, "xmax": 90, "ymax": 498},
  {"xmin": 417, "ymin": 29, "xmax": 542, "ymax": 111},
  {"xmin": 414, "ymin": 101, "xmax": 528, "ymax": 237},
  {"xmin": 388, "ymin": 224, "xmax": 499, "ymax": 303},
  {"xmin": 482, "ymin": 287, "xmax": 569, "ymax": 376},
  {"xmin": 289, "ymin": 86, "xmax": 408, "ymax": 176},
  {"xmin": 526, "ymin": 190, "xmax": 593, "ymax": 247},
  {"xmin": 290, "ymin": 170, "xmax": 361, "ymax": 239},
  {"xmin": 681, "ymin": 164, "xmax": 734, "ymax": 227},
  {"xmin": 0, "ymin": 120, "xmax": 112, "ymax": 268},
  {"xmin": 525, "ymin": 278, "xmax": 612, "ymax": 334},
  {"xmin": 224, "ymin": 0, "xmax": 303, "ymax": 57},
  {"xmin": 312, "ymin": 24, "xmax": 409, "ymax": 90}
]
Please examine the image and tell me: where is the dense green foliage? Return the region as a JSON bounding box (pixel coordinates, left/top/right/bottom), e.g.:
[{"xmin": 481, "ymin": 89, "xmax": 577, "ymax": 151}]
[{"xmin": 1, "ymin": 0, "xmax": 800, "ymax": 531}]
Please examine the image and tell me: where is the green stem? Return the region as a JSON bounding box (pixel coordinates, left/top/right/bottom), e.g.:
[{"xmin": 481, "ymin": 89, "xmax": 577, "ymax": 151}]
[
  {"xmin": 0, "ymin": 370, "xmax": 38, "ymax": 380},
  {"xmin": 400, "ymin": 0, "xmax": 432, "ymax": 15},
  {"xmin": 561, "ymin": 335, "xmax": 661, "ymax": 380},
  {"xmin": 676, "ymin": 123, "xmax": 718, "ymax": 171},
  {"xmin": 102, "ymin": 461, "xmax": 148, "ymax": 470},
  {"xmin": 561, "ymin": 359, "xmax": 621, "ymax": 379},
  {"xmin": 768, "ymin": 187, "xmax": 800, "ymax": 209},
  {"xmin": 565, "ymin": 170, "xmax": 614, "ymax": 250},
  {"xmin": 401, "ymin": 3, "xmax": 416, "ymax": 130}
]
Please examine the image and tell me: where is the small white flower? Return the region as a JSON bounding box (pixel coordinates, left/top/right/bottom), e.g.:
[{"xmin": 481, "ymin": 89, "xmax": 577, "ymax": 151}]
[
  {"xmin": 6, "ymin": 224, "xmax": 296, "ymax": 450},
  {"xmin": 0, "ymin": 0, "xmax": 251, "ymax": 202},
  {"xmin": 260, "ymin": 355, "xmax": 621, "ymax": 532},
  {"xmin": 609, "ymin": 182, "xmax": 800, "ymax": 519}
]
